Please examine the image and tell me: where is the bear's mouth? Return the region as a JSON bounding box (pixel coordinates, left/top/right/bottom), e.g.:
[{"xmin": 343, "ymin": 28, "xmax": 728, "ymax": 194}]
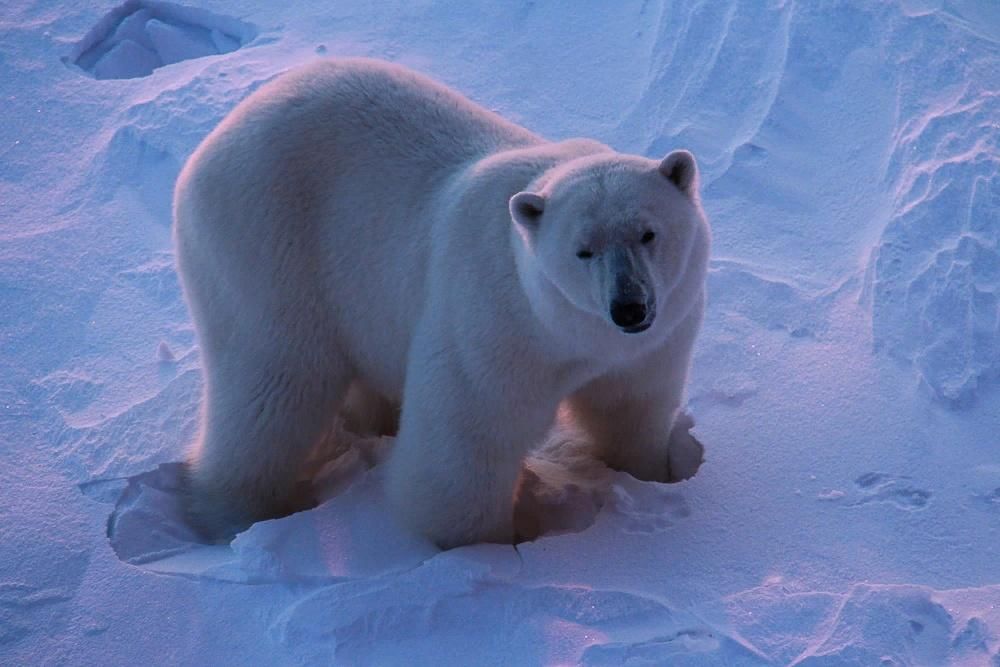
[{"xmin": 620, "ymin": 321, "xmax": 652, "ymax": 334}]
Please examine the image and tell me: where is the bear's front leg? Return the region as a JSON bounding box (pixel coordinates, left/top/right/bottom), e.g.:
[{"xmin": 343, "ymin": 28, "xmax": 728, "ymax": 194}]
[
  {"xmin": 384, "ymin": 343, "xmax": 556, "ymax": 549},
  {"xmin": 571, "ymin": 387, "xmax": 703, "ymax": 482},
  {"xmin": 569, "ymin": 333, "xmax": 702, "ymax": 483},
  {"xmin": 569, "ymin": 379, "xmax": 680, "ymax": 483}
]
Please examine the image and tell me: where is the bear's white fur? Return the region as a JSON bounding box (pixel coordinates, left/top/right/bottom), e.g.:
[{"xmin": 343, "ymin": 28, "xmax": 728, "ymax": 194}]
[{"xmin": 174, "ymin": 58, "xmax": 710, "ymax": 548}]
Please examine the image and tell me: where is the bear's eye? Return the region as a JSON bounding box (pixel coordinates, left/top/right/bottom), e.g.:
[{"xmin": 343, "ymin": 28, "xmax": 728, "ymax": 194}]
[
  {"xmin": 641, "ymin": 230, "xmax": 656, "ymax": 244},
  {"xmin": 577, "ymin": 249, "xmax": 594, "ymax": 260}
]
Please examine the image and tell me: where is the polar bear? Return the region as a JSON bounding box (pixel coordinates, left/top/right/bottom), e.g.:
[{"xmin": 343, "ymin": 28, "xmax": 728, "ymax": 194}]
[{"xmin": 174, "ymin": 57, "xmax": 710, "ymax": 548}]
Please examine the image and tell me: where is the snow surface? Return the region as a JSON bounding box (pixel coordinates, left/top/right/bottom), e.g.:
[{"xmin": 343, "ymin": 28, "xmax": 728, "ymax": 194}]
[{"xmin": 2, "ymin": 1, "xmax": 999, "ymax": 664}]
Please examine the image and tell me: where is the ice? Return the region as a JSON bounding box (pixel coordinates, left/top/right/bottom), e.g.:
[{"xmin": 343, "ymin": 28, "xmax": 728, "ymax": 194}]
[
  {"xmin": 92, "ymin": 39, "xmax": 162, "ymax": 81},
  {"xmin": 145, "ymin": 18, "xmax": 218, "ymax": 66}
]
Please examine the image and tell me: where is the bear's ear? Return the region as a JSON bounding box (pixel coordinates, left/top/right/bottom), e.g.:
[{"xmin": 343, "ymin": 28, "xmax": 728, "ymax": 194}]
[
  {"xmin": 658, "ymin": 149, "xmax": 698, "ymax": 195},
  {"xmin": 509, "ymin": 191, "xmax": 546, "ymax": 230}
]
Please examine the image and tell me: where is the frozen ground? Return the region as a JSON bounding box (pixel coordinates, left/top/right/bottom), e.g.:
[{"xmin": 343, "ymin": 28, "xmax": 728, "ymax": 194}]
[{"xmin": 2, "ymin": 1, "xmax": 999, "ymax": 664}]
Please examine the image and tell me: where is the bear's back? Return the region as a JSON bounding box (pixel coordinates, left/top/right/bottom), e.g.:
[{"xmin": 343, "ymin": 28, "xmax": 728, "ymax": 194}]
[
  {"xmin": 191, "ymin": 58, "xmax": 541, "ymax": 187},
  {"xmin": 311, "ymin": 58, "xmax": 542, "ymax": 165},
  {"xmin": 174, "ymin": 58, "xmax": 545, "ymax": 279}
]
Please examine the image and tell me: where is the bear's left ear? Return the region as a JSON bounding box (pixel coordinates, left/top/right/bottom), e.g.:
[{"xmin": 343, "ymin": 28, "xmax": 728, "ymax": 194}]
[
  {"xmin": 509, "ymin": 191, "xmax": 546, "ymax": 230},
  {"xmin": 658, "ymin": 150, "xmax": 698, "ymax": 195}
]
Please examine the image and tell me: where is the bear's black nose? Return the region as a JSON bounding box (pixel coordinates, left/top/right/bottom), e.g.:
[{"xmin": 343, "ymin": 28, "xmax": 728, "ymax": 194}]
[{"xmin": 610, "ymin": 300, "xmax": 647, "ymax": 329}]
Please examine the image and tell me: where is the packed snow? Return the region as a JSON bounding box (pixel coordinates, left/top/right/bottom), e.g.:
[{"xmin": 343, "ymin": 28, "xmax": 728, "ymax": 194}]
[{"xmin": 2, "ymin": 1, "xmax": 999, "ymax": 664}]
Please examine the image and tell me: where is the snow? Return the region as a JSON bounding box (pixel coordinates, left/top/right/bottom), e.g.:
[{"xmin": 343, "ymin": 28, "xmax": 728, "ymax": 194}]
[
  {"xmin": 69, "ymin": 1, "xmax": 255, "ymax": 79},
  {"xmin": 2, "ymin": 0, "xmax": 999, "ymax": 664}
]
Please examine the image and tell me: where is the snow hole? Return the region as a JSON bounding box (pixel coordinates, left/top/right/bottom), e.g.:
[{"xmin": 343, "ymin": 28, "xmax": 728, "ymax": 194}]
[{"xmin": 66, "ymin": 0, "xmax": 257, "ymax": 80}]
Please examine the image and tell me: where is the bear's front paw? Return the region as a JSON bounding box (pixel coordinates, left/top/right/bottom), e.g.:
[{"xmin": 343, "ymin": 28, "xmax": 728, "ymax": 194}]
[{"xmin": 386, "ymin": 485, "xmax": 516, "ymax": 549}]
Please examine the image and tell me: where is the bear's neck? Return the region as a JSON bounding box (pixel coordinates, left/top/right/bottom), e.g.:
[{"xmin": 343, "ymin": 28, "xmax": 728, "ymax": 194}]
[{"xmin": 508, "ymin": 228, "xmax": 618, "ymax": 390}]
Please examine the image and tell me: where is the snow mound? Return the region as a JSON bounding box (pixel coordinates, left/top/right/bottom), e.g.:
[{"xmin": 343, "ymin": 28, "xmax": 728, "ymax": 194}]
[
  {"xmin": 867, "ymin": 16, "xmax": 1000, "ymax": 407},
  {"xmin": 90, "ymin": 71, "xmax": 275, "ymax": 224},
  {"xmin": 67, "ymin": 0, "xmax": 257, "ymax": 80}
]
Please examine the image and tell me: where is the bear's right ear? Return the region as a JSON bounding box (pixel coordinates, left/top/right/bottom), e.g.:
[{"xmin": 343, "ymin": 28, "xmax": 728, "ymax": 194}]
[{"xmin": 509, "ymin": 192, "xmax": 545, "ymax": 230}]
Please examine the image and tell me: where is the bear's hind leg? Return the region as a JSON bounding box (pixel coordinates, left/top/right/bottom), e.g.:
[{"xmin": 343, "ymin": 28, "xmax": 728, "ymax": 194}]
[{"xmin": 183, "ymin": 351, "xmax": 351, "ymax": 541}]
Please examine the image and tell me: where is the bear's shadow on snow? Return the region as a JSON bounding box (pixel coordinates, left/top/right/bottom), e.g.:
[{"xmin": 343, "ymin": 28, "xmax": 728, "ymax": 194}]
[
  {"xmin": 65, "ymin": 0, "xmax": 258, "ymax": 80},
  {"xmin": 95, "ymin": 414, "xmax": 703, "ymax": 582}
]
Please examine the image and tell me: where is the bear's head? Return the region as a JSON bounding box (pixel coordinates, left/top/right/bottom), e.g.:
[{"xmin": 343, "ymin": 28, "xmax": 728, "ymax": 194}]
[{"xmin": 509, "ymin": 149, "xmax": 708, "ymax": 343}]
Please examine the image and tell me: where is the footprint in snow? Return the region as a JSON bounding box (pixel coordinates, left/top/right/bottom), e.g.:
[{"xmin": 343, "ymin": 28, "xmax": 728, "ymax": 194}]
[
  {"xmin": 851, "ymin": 472, "xmax": 931, "ymax": 510},
  {"xmin": 818, "ymin": 472, "xmax": 931, "ymax": 510},
  {"xmin": 611, "ymin": 481, "xmax": 692, "ymax": 534}
]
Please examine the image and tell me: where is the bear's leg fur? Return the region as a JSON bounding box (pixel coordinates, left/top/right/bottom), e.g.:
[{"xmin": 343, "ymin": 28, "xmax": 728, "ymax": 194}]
[
  {"xmin": 569, "ymin": 307, "xmax": 703, "ymax": 483},
  {"xmin": 384, "ymin": 336, "xmax": 557, "ymax": 548},
  {"xmin": 568, "ymin": 376, "xmax": 681, "ymax": 483},
  {"xmin": 183, "ymin": 346, "xmax": 351, "ymax": 541}
]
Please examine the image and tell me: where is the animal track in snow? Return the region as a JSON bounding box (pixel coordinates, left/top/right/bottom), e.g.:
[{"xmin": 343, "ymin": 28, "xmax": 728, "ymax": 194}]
[
  {"xmin": 961, "ymin": 465, "xmax": 1000, "ymax": 515},
  {"xmin": 851, "ymin": 472, "xmax": 932, "ymax": 510},
  {"xmin": 610, "ymin": 481, "xmax": 692, "ymax": 535},
  {"xmin": 67, "ymin": 1, "xmax": 257, "ymax": 80},
  {"xmin": 973, "ymin": 488, "xmax": 1000, "ymax": 513},
  {"xmin": 816, "ymin": 472, "xmax": 932, "ymax": 510},
  {"xmin": 0, "ymin": 583, "xmax": 75, "ymax": 645},
  {"xmin": 855, "ymin": 471, "xmax": 892, "ymax": 489}
]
